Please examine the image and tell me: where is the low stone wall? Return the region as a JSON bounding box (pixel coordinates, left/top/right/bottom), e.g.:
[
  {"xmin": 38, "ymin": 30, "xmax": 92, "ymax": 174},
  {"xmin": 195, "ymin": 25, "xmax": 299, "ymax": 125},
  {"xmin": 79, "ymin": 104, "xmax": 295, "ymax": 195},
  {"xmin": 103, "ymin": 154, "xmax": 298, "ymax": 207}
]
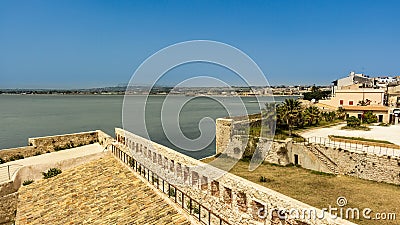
[
  {"xmin": 0, "ymin": 130, "xmax": 109, "ymax": 164},
  {"xmin": 0, "ymin": 192, "xmax": 18, "ymax": 224},
  {"xmin": 328, "ymin": 136, "xmax": 400, "ymax": 149},
  {"xmin": 0, "ymin": 146, "xmax": 36, "ymax": 163},
  {"xmin": 114, "ymin": 128, "xmax": 354, "ymax": 225},
  {"xmin": 310, "ymin": 143, "xmax": 400, "ymax": 185},
  {"xmin": 28, "ymin": 131, "xmax": 98, "ymax": 151},
  {"xmin": 0, "ymin": 181, "xmax": 17, "ymax": 197},
  {"xmin": 97, "ymin": 130, "xmax": 114, "ymax": 149}
]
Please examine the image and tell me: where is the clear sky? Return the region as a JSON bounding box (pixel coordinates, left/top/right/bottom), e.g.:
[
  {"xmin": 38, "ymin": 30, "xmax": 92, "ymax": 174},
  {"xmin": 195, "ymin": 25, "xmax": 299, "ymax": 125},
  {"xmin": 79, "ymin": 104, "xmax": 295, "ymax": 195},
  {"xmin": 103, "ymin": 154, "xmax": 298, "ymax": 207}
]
[{"xmin": 1, "ymin": 0, "xmax": 399, "ymax": 88}]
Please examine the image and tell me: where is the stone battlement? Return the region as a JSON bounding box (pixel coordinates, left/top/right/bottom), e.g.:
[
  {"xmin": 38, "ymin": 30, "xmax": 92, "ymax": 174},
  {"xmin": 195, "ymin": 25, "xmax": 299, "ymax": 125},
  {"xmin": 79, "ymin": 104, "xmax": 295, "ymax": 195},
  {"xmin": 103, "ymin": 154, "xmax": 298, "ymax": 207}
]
[{"xmin": 114, "ymin": 128, "xmax": 354, "ymax": 225}]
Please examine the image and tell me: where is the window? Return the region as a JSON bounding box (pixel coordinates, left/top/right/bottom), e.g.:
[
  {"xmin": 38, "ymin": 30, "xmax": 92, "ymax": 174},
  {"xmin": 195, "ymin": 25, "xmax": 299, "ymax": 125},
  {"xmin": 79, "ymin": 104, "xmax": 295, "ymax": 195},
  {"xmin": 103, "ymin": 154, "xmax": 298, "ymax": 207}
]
[
  {"xmin": 201, "ymin": 176, "xmax": 208, "ymax": 191},
  {"xmin": 236, "ymin": 191, "xmax": 247, "ymax": 212},
  {"xmin": 191, "ymin": 171, "xmax": 199, "ymax": 187},
  {"xmin": 349, "ymin": 101, "xmax": 354, "ymax": 105},
  {"xmin": 340, "ymin": 100, "xmax": 344, "ymax": 105},
  {"xmin": 211, "ymin": 181, "xmax": 220, "ymax": 196},
  {"xmin": 223, "ymin": 187, "xmax": 232, "ymax": 205},
  {"xmin": 170, "ymin": 160, "xmax": 174, "ymax": 173}
]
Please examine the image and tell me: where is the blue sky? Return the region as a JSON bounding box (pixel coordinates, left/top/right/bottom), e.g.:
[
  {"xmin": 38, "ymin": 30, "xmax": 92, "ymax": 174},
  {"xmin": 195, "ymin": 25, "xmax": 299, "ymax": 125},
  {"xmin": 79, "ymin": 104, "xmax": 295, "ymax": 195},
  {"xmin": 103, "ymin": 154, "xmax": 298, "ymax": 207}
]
[{"xmin": 0, "ymin": 0, "xmax": 399, "ymax": 88}]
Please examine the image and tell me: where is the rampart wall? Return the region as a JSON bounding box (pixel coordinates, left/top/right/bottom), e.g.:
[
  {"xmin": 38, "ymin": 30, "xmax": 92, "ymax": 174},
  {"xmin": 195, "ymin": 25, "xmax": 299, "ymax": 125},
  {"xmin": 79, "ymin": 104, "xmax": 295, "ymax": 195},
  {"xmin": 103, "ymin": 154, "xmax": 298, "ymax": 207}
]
[
  {"xmin": 114, "ymin": 128, "xmax": 353, "ymax": 225},
  {"xmin": 215, "ymin": 118, "xmax": 400, "ymax": 185}
]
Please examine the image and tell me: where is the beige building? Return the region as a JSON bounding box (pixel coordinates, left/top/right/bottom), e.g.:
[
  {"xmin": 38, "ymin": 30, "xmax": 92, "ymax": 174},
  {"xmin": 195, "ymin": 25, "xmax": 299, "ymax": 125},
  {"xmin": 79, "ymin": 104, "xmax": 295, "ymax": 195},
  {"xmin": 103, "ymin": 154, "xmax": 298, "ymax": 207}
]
[
  {"xmin": 387, "ymin": 85, "xmax": 400, "ymax": 108},
  {"xmin": 343, "ymin": 105, "xmax": 389, "ymax": 123},
  {"xmin": 320, "ymin": 88, "xmax": 385, "ymax": 107}
]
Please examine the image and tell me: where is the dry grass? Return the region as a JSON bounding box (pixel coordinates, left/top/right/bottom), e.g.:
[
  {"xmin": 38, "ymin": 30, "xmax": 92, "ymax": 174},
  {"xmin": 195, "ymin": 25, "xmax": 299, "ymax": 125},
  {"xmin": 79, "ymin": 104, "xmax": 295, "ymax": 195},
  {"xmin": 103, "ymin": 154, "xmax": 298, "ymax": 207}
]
[{"xmin": 203, "ymin": 157, "xmax": 400, "ymax": 225}]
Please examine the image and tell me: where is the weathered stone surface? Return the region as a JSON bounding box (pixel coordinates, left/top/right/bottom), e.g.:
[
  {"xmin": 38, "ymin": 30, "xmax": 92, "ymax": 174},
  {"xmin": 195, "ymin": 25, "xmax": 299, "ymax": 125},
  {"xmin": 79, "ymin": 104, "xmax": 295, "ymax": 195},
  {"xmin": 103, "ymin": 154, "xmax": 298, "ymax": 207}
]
[
  {"xmin": 115, "ymin": 128, "xmax": 355, "ymax": 225},
  {"xmin": 216, "ymin": 117, "xmax": 400, "ymax": 185},
  {"xmin": 0, "ymin": 192, "xmax": 18, "ymax": 224},
  {"xmin": 0, "ymin": 130, "xmax": 113, "ymax": 164},
  {"xmin": 15, "ymin": 154, "xmax": 191, "ymax": 225},
  {"xmin": 28, "ymin": 131, "xmax": 98, "ymax": 151}
]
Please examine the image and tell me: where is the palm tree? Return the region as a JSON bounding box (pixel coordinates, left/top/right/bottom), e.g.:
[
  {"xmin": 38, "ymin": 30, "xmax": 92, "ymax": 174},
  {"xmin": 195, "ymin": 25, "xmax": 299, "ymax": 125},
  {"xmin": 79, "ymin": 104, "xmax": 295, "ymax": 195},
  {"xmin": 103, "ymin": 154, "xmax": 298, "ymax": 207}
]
[
  {"xmin": 305, "ymin": 106, "xmax": 321, "ymax": 126},
  {"xmin": 277, "ymin": 99, "xmax": 302, "ymax": 136},
  {"xmin": 336, "ymin": 107, "xmax": 346, "ymax": 120}
]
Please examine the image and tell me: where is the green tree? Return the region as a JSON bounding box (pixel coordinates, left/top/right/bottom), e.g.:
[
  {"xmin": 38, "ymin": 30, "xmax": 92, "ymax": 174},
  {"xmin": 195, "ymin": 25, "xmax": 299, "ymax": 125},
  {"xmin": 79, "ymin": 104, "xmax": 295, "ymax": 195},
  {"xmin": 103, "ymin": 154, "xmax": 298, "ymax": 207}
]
[{"xmin": 277, "ymin": 99, "xmax": 302, "ymax": 136}]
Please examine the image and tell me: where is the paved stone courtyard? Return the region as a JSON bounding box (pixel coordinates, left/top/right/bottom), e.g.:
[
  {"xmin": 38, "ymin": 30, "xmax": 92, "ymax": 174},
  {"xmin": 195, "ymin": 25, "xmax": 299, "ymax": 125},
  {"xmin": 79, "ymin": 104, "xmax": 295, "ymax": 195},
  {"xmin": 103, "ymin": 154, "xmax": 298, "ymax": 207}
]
[
  {"xmin": 15, "ymin": 154, "xmax": 190, "ymax": 225},
  {"xmin": 300, "ymin": 124, "xmax": 400, "ymax": 146}
]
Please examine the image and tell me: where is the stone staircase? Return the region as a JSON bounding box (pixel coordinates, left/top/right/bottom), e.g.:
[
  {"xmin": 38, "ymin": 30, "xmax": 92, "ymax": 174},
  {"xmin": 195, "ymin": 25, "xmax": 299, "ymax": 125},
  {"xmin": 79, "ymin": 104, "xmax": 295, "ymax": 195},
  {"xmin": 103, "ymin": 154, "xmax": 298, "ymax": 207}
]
[{"xmin": 308, "ymin": 145, "xmax": 339, "ymax": 175}]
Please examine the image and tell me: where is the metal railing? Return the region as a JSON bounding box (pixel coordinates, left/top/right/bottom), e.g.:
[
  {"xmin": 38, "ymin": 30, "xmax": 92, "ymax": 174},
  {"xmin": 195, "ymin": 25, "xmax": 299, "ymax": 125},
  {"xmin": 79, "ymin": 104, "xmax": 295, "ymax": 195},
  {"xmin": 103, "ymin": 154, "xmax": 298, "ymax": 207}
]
[
  {"xmin": 111, "ymin": 145, "xmax": 230, "ymax": 225},
  {"xmin": 0, "ymin": 164, "xmax": 23, "ymax": 183},
  {"xmin": 231, "ymin": 132, "xmax": 400, "ymax": 158},
  {"xmin": 303, "ymin": 136, "xmax": 400, "ymax": 158}
]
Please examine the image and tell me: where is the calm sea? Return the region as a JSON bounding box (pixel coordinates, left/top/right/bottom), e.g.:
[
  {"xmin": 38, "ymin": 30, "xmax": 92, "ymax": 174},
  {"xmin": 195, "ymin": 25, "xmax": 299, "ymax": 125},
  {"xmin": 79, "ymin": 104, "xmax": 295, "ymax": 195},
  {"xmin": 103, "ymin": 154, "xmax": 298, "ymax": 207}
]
[{"xmin": 0, "ymin": 95, "xmax": 298, "ymax": 159}]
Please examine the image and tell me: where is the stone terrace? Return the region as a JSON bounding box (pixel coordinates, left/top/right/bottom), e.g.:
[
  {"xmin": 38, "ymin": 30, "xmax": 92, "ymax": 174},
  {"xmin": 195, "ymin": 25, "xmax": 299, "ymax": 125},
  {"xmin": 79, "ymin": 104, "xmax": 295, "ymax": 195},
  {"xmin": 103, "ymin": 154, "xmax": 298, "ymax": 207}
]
[{"xmin": 15, "ymin": 154, "xmax": 191, "ymax": 225}]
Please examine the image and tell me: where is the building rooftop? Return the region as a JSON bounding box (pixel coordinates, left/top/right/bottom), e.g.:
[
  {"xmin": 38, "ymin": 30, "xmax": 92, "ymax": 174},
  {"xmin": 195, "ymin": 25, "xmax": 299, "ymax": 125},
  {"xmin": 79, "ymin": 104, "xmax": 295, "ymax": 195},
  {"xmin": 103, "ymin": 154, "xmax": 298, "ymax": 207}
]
[
  {"xmin": 343, "ymin": 105, "xmax": 389, "ymax": 111},
  {"xmin": 15, "ymin": 154, "xmax": 191, "ymax": 225}
]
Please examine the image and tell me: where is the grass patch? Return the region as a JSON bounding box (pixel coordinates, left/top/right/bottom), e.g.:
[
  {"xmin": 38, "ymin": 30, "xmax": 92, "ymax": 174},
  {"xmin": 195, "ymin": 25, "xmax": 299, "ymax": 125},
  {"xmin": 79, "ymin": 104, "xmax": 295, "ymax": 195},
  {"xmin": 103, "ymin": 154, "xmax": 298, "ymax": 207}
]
[
  {"xmin": 310, "ymin": 170, "xmax": 336, "ymax": 176},
  {"xmin": 329, "ymin": 135, "xmax": 394, "ymax": 145},
  {"xmin": 341, "ymin": 125, "xmax": 370, "ymax": 131}
]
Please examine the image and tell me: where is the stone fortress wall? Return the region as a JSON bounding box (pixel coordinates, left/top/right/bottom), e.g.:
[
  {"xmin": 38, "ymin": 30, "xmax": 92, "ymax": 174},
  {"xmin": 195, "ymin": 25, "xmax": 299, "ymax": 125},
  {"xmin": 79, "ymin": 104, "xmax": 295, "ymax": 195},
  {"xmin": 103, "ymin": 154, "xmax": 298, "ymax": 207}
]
[
  {"xmin": 0, "ymin": 130, "xmax": 112, "ymax": 163},
  {"xmin": 215, "ymin": 118, "xmax": 400, "ymax": 185},
  {"xmin": 0, "ymin": 130, "xmax": 113, "ymax": 224},
  {"xmin": 114, "ymin": 128, "xmax": 354, "ymax": 225}
]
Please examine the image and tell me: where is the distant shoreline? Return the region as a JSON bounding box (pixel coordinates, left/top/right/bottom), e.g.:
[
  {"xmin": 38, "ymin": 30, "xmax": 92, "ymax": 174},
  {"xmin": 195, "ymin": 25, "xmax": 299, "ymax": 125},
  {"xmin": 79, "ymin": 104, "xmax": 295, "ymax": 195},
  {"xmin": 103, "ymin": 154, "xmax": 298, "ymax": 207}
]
[{"xmin": 0, "ymin": 93, "xmax": 303, "ymax": 97}]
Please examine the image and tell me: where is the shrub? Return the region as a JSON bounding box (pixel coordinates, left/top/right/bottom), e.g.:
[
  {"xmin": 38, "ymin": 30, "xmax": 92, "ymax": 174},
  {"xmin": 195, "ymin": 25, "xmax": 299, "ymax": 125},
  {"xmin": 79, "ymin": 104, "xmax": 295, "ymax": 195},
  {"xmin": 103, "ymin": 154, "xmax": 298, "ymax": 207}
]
[
  {"xmin": 259, "ymin": 176, "xmax": 269, "ymax": 182},
  {"xmin": 277, "ymin": 146, "xmax": 288, "ymax": 155},
  {"xmin": 42, "ymin": 168, "xmax": 62, "ymax": 179},
  {"xmin": 34, "ymin": 151, "xmax": 42, "ymax": 156},
  {"xmin": 0, "ymin": 158, "xmax": 4, "ymax": 164},
  {"xmin": 346, "ymin": 116, "xmax": 361, "ymax": 127},
  {"xmin": 169, "ymin": 188, "xmax": 176, "ymax": 197},
  {"xmin": 362, "ymin": 111, "xmax": 378, "ymax": 124},
  {"xmin": 186, "ymin": 200, "xmax": 200, "ymax": 214},
  {"xmin": 128, "ymin": 158, "xmax": 135, "ymax": 168},
  {"xmin": 22, "ymin": 180, "xmax": 34, "ymax": 186},
  {"xmin": 9, "ymin": 154, "xmax": 24, "ymax": 161},
  {"xmin": 54, "ymin": 146, "xmax": 63, "ymax": 151}
]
